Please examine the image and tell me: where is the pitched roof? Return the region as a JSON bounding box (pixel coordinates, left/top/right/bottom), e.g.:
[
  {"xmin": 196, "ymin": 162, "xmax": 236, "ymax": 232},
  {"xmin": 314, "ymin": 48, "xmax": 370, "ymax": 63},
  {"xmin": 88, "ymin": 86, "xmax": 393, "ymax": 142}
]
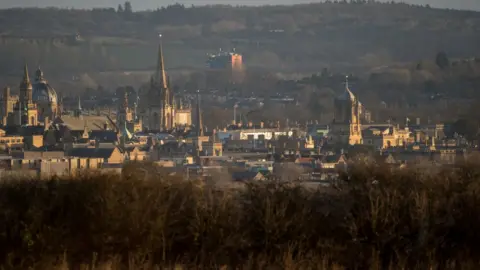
[
  {"xmin": 89, "ymin": 130, "xmax": 118, "ymax": 143},
  {"xmin": 232, "ymin": 171, "xmax": 264, "ymax": 181},
  {"xmin": 60, "ymin": 115, "xmax": 113, "ymax": 131},
  {"xmin": 67, "ymin": 147, "xmax": 117, "ymax": 159}
]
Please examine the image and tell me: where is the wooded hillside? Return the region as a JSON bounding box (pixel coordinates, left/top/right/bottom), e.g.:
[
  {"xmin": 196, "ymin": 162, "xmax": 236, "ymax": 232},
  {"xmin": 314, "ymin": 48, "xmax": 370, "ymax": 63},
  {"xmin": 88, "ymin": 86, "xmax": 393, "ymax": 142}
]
[{"xmin": 0, "ymin": 2, "xmax": 479, "ymax": 74}]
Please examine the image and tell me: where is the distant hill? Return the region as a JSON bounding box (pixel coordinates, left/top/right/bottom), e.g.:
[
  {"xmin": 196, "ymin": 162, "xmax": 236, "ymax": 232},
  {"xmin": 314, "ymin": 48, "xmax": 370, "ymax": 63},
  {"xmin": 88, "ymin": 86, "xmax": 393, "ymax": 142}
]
[
  {"xmin": 0, "ymin": 2, "xmax": 479, "ymax": 74},
  {"xmin": 0, "ymin": 0, "xmax": 479, "ymax": 11}
]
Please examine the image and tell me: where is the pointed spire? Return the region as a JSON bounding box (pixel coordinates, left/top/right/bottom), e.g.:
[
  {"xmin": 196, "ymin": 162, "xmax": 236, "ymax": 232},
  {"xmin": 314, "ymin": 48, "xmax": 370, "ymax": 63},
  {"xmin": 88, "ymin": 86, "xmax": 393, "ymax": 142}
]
[
  {"xmin": 22, "ymin": 62, "xmax": 31, "ymax": 86},
  {"xmin": 196, "ymin": 90, "xmax": 204, "ymax": 137},
  {"xmin": 156, "ymin": 34, "xmax": 167, "ymax": 89},
  {"xmin": 77, "ymin": 96, "xmax": 82, "ymax": 110},
  {"xmin": 20, "ymin": 62, "xmax": 33, "ymax": 103},
  {"xmin": 339, "ymin": 74, "xmax": 355, "ymax": 101}
]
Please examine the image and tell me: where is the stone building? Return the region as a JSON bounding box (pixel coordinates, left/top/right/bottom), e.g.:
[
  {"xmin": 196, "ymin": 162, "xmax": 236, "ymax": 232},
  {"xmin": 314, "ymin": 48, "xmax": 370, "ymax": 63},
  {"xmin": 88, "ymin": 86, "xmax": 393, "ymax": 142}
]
[
  {"xmin": 330, "ymin": 76, "xmax": 362, "ymax": 145},
  {"xmin": 141, "ymin": 37, "xmax": 192, "ymax": 131},
  {"xmin": 1, "ymin": 64, "xmax": 58, "ymax": 126}
]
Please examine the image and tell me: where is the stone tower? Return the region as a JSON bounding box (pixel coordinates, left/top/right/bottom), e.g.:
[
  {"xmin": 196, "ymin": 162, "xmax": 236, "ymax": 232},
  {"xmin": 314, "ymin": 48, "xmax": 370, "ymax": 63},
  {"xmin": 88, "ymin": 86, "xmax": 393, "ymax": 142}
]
[
  {"xmin": 330, "ymin": 76, "xmax": 362, "ymax": 145},
  {"xmin": 147, "ymin": 35, "xmax": 174, "ymax": 131},
  {"xmin": 12, "ymin": 63, "xmax": 38, "ymax": 126}
]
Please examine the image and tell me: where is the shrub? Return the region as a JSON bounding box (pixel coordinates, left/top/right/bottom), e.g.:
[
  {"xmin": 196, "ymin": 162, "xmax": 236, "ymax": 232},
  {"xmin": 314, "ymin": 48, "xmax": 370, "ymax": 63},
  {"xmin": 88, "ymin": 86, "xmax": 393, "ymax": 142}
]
[{"xmin": 1, "ymin": 164, "xmax": 480, "ymax": 268}]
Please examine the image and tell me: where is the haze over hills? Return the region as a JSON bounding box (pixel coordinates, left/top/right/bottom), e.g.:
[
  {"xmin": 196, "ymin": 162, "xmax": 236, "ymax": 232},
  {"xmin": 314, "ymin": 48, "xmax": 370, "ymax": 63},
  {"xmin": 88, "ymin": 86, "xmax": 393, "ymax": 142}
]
[{"xmin": 1, "ymin": 0, "xmax": 480, "ymax": 11}]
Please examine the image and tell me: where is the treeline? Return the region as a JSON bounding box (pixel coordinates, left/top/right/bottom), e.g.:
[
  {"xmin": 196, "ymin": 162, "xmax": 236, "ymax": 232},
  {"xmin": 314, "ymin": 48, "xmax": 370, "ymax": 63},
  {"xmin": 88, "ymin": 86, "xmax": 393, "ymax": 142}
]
[
  {"xmin": 1, "ymin": 1, "xmax": 478, "ymax": 37},
  {"xmin": 2, "ymin": 162, "xmax": 480, "ymax": 268},
  {"xmin": 0, "ymin": 2, "xmax": 479, "ymax": 74}
]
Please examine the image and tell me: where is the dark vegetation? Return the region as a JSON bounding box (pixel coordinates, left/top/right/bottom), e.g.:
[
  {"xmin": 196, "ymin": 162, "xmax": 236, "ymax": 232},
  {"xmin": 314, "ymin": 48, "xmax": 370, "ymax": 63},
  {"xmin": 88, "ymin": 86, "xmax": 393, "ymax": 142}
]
[
  {"xmin": 3, "ymin": 162, "xmax": 480, "ymax": 269},
  {"xmin": 0, "ymin": 2, "xmax": 479, "ymax": 74}
]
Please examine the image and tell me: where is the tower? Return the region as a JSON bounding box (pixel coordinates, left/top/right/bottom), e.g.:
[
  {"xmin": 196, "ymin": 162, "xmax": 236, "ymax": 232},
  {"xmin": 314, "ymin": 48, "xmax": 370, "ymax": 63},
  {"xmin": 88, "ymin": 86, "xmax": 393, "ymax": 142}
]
[
  {"xmin": 147, "ymin": 34, "xmax": 173, "ymax": 131},
  {"xmin": 117, "ymin": 90, "xmax": 133, "ymax": 129},
  {"xmin": 195, "ymin": 90, "xmax": 204, "ymax": 137},
  {"xmin": 20, "ymin": 63, "xmax": 33, "ymax": 103},
  {"xmin": 330, "ymin": 76, "xmax": 362, "ymax": 145},
  {"xmin": 13, "ymin": 63, "xmax": 38, "ymax": 126},
  {"xmin": 0, "ymin": 86, "xmax": 12, "ymax": 125}
]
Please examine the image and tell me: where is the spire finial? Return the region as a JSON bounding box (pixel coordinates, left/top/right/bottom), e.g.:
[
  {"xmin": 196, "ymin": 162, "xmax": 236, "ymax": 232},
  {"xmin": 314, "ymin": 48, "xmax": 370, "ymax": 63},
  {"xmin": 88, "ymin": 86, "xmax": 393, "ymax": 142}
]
[
  {"xmin": 156, "ymin": 33, "xmax": 167, "ymax": 89},
  {"xmin": 345, "ymin": 75, "xmax": 349, "ymax": 89},
  {"xmin": 35, "ymin": 65, "xmax": 44, "ymax": 82}
]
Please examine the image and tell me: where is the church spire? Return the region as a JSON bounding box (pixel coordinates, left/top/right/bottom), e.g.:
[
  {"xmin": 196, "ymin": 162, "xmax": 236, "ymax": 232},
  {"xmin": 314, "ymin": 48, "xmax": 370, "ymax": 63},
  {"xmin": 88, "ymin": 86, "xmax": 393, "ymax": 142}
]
[
  {"xmin": 196, "ymin": 90, "xmax": 204, "ymax": 137},
  {"xmin": 22, "ymin": 62, "xmax": 31, "ymax": 86},
  {"xmin": 20, "ymin": 62, "xmax": 33, "ymax": 103},
  {"xmin": 156, "ymin": 34, "xmax": 167, "ymax": 89}
]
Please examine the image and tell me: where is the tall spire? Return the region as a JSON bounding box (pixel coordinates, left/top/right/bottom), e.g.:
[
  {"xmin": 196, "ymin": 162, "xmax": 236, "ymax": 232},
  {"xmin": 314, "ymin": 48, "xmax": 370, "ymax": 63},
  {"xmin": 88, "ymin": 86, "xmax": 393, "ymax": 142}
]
[
  {"xmin": 156, "ymin": 34, "xmax": 167, "ymax": 89},
  {"xmin": 339, "ymin": 75, "xmax": 355, "ymax": 101},
  {"xmin": 22, "ymin": 62, "xmax": 31, "ymax": 86},
  {"xmin": 20, "ymin": 62, "xmax": 33, "ymax": 103},
  {"xmin": 196, "ymin": 90, "xmax": 204, "ymax": 137}
]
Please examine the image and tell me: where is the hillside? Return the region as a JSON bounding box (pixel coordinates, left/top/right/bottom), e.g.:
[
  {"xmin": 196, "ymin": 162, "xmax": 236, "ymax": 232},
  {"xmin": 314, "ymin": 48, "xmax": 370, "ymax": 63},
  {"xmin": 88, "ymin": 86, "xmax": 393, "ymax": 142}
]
[
  {"xmin": 1, "ymin": 0, "xmax": 480, "ymax": 11},
  {"xmin": 0, "ymin": 2, "xmax": 479, "ymax": 76}
]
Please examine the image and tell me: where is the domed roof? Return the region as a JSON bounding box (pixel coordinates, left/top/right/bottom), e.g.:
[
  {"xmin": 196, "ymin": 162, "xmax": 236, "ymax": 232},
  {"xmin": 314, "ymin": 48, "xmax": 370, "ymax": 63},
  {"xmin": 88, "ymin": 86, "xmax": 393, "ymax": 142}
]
[{"xmin": 32, "ymin": 67, "xmax": 58, "ymax": 104}]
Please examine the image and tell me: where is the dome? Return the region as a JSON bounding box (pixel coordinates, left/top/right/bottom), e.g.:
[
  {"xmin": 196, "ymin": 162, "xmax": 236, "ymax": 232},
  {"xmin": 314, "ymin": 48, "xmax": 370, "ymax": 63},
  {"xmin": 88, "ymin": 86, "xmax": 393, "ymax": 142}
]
[{"xmin": 32, "ymin": 68, "xmax": 58, "ymax": 104}]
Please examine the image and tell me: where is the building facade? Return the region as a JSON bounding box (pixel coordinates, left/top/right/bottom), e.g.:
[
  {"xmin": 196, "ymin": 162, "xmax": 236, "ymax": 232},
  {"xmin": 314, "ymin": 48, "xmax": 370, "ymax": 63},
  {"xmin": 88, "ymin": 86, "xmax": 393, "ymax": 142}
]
[{"xmin": 1, "ymin": 65, "xmax": 58, "ymax": 127}]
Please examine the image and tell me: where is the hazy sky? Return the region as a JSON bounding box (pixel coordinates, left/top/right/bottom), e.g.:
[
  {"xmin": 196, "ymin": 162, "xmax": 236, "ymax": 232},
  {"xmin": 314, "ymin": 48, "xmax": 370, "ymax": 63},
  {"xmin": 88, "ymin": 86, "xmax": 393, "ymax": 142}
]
[{"xmin": 0, "ymin": 0, "xmax": 479, "ymax": 11}]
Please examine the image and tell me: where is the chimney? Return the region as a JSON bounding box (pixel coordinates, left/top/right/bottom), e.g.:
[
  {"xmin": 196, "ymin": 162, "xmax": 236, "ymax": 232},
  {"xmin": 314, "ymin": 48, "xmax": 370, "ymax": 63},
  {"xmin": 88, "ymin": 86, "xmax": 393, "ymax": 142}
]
[
  {"xmin": 260, "ymin": 121, "xmax": 264, "ymax": 128},
  {"xmin": 248, "ymin": 121, "xmax": 253, "ymax": 128},
  {"xmin": 104, "ymin": 123, "xmax": 108, "ymax": 130},
  {"xmin": 416, "ymin": 118, "xmax": 420, "ymax": 126}
]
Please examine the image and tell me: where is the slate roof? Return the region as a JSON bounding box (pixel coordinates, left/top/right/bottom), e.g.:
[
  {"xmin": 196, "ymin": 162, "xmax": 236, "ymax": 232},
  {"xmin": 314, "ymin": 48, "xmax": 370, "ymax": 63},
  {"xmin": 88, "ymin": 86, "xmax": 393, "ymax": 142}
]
[
  {"xmin": 4, "ymin": 126, "xmax": 45, "ymax": 136},
  {"xmin": 67, "ymin": 147, "xmax": 116, "ymax": 159},
  {"xmin": 89, "ymin": 130, "xmax": 118, "ymax": 143},
  {"xmin": 231, "ymin": 171, "xmax": 264, "ymax": 181}
]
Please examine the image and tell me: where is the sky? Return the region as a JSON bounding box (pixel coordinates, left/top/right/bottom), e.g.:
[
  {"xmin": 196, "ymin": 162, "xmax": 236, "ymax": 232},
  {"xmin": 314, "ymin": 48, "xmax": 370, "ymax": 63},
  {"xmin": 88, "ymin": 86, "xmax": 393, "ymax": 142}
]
[{"xmin": 0, "ymin": 0, "xmax": 479, "ymax": 11}]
